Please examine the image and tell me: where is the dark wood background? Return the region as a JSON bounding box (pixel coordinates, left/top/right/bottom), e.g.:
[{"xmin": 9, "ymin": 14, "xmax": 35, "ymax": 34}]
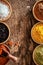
[{"xmin": 5, "ymin": 0, "xmax": 40, "ymax": 65}]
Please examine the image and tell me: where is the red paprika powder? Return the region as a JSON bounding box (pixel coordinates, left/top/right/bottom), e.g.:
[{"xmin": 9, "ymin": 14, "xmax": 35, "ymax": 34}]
[{"xmin": 0, "ymin": 44, "xmax": 9, "ymax": 65}]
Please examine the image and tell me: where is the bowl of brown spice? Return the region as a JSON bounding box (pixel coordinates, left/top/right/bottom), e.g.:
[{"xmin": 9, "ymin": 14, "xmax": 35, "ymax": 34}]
[
  {"xmin": 33, "ymin": 0, "xmax": 43, "ymax": 22},
  {"xmin": 0, "ymin": 0, "xmax": 12, "ymax": 21},
  {"xmin": 31, "ymin": 22, "xmax": 43, "ymax": 44}
]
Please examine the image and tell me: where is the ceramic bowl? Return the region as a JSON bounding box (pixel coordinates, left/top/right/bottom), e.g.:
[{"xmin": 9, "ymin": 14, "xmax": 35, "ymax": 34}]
[
  {"xmin": 31, "ymin": 22, "xmax": 43, "ymax": 44},
  {"xmin": 33, "ymin": 0, "xmax": 43, "ymax": 22},
  {"xmin": 0, "ymin": 0, "xmax": 12, "ymax": 21},
  {"xmin": 0, "ymin": 22, "xmax": 10, "ymax": 43},
  {"xmin": 0, "ymin": 43, "xmax": 10, "ymax": 65},
  {"xmin": 33, "ymin": 45, "xmax": 43, "ymax": 65}
]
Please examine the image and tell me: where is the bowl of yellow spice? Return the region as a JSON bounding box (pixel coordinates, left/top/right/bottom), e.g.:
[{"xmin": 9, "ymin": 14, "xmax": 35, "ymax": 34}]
[
  {"xmin": 33, "ymin": 45, "xmax": 43, "ymax": 65},
  {"xmin": 31, "ymin": 22, "xmax": 43, "ymax": 44}
]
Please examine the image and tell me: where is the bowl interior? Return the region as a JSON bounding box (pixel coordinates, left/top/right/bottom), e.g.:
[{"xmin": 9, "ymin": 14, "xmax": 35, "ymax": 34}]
[
  {"xmin": 0, "ymin": 22, "xmax": 10, "ymax": 43},
  {"xmin": 31, "ymin": 22, "xmax": 43, "ymax": 44},
  {"xmin": 33, "ymin": 45, "xmax": 43, "ymax": 65},
  {"xmin": 33, "ymin": 0, "xmax": 43, "ymax": 21},
  {"xmin": 0, "ymin": 0, "xmax": 12, "ymax": 21},
  {"xmin": 0, "ymin": 44, "xmax": 10, "ymax": 65}
]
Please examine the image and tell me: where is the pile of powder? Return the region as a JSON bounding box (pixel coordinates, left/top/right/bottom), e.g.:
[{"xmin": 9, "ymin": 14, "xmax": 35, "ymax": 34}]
[{"xmin": 0, "ymin": 2, "xmax": 10, "ymax": 18}]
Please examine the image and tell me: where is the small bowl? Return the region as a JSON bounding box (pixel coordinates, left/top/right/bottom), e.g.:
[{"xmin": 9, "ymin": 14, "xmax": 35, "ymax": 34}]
[
  {"xmin": 33, "ymin": 45, "xmax": 43, "ymax": 65},
  {"xmin": 0, "ymin": 0, "xmax": 12, "ymax": 21},
  {"xmin": 0, "ymin": 43, "xmax": 10, "ymax": 65},
  {"xmin": 31, "ymin": 22, "xmax": 43, "ymax": 44},
  {"xmin": 0, "ymin": 22, "xmax": 10, "ymax": 43},
  {"xmin": 33, "ymin": 0, "xmax": 43, "ymax": 22}
]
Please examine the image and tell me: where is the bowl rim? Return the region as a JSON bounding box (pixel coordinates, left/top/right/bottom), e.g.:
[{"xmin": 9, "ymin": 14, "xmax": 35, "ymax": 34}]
[
  {"xmin": 0, "ymin": 22, "xmax": 10, "ymax": 44},
  {"xmin": 31, "ymin": 22, "xmax": 43, "ymax": 44},
  {"xmin": 0, "ymin": 0, "xmax": 12, "ymax": 21},
  {"xmin": 32, "ymin": 0, "xmax": 43, "ymax": 22},
  {"xmin": 33, "ymin": 45, "xmax": 43, "ymax": 65}
]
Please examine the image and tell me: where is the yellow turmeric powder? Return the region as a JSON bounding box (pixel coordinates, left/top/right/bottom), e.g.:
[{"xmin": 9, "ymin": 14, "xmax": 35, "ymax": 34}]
[{"xmin": 31, "ymin": 22, "xmax": 43, "ymax": 44}]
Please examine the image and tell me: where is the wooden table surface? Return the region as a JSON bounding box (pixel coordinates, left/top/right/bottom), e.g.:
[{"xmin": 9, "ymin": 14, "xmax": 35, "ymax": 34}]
[{"xmin": 4, "ymin": 0, "xmax": 40, "ymax": 65}]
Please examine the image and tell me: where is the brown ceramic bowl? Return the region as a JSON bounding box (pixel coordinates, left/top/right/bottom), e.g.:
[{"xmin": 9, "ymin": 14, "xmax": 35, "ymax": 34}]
[
  {"xmin": 0, "ymin": 0, "xmax": 12, "ymax": 21},
  {"xmin": 31, "ymin": 22, "xmax": 43, "ymax": 44},
  {"xmin": 33, "ymin": 0, "xmax": 43, "ymax": 22},
  {"xmin": 33, "ymin": 45, "xmax": 43, "ymax": 65},
  {"xmin": 0, "ymin": 43, "xmax": 10, "ymax": 65},
  {"xmin": 0, "ymin": 22, "xmax": 10, "ymax": 43}
]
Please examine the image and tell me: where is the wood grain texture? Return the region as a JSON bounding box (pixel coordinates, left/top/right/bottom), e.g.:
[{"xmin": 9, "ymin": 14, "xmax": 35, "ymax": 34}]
[{"xmin": 5, "ymin": 0, "xmax": 39, "ymax": 65}]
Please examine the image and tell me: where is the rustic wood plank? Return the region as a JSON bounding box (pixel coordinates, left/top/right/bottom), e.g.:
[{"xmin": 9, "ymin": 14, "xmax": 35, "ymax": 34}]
[{"xmin": 5, "ymin": 0, "xmax": 39, "ymax": 65}]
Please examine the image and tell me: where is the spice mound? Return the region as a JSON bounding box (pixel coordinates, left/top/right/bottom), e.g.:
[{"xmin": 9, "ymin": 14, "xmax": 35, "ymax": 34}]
[
  {"xmin": 33, "ymin": 1, "xmax": 43, "ymax": 21},
  {"xmin": 31, "ymin": 22, "xmax": 43, "ymax": 44},
  {"xmin": 0, "ymin": 44, "xmax": 9, "ymax": 65},
  {"xmin": 33, "ymin": 45, "xmax": 43, "ymax": 65}
]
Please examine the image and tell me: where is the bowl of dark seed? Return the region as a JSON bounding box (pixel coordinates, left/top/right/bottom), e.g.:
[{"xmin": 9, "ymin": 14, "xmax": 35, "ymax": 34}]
[
  {"xmin": 0, "ymin": 0, "xmax": 12, "ymax": 21},
  {"xmin": 0, "ymin": 22, "xmax": 10, "ymax": 43}
]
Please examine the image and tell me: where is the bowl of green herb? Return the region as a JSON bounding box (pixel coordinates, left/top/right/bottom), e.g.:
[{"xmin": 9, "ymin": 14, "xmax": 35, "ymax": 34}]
[{"xmin": 33, "ymin": 45, "xmax": 43, "ymax": 65}]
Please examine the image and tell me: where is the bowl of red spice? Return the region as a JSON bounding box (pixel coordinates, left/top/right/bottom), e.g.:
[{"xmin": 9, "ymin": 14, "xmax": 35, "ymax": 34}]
[
  {"xmin": 33, "ymin": 0, "xmax": 43, "ymax": 22},
  {"xmin": 0, "ymin": 22, "xmax": 10, "ymax": 43},
  {"xmin": 0, "ymin": 0, "xmax": 12, "ymax": 21},
  {"xmin": 0, "ymin": 44, "xmax": 10, "ymax": 65},
  {"xmin": 0, "ymin": 43, "xmax": 20, "ymax": 65}
]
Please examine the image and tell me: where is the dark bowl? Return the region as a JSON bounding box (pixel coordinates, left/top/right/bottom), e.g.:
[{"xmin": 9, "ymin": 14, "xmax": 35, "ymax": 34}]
[{"xmin": 0, "ymin": 22, "xmax": 10, "ymax": 43}]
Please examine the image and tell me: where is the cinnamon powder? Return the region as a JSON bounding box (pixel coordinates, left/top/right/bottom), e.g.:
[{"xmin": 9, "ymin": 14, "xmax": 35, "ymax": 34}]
[{"xmin": 34, "ymin": 1, "xmax": 43, "ymax": 20}]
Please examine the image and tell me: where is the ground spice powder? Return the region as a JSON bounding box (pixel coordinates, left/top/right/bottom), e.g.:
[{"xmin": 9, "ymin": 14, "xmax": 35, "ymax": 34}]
[
  {"xmin": 31, "ymin": 23, "xmax": 43, "ymax": 44},
  {"xmin": 0, "ymin": 44, "xmax": 9, "ymax": 65},
  {"xmin": 34, "ymin": 1, "xmax": 43, "ymax": 20}
]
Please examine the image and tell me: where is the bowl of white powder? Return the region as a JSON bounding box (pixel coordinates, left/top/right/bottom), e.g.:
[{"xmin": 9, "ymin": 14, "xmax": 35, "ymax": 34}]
[{"xmin": 0, "ymin": 0, "xmax": 12, "ymax": 21}]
